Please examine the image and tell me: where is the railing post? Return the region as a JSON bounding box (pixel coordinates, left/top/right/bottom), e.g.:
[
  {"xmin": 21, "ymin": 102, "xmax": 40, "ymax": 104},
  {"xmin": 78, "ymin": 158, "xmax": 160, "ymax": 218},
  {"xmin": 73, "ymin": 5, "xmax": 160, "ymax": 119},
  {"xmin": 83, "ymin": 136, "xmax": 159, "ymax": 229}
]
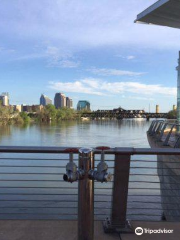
[
  {"xmin": 103, "ymin": 153, "xmax": 133, "ymax": 233},
  {"xmin": 158, "ymin": 122, "xmax": 168, "ymax": 141},
  {"xmin": 163, "ymin": 124, "xmax": 175, "ymax": 146},
  {"xmin": 78, "ymin": 148, "xmax": 94, "ymax": 240},
  {"xmin": 148, "ymin": 120, "xmax": 156, "ymax": 133}
]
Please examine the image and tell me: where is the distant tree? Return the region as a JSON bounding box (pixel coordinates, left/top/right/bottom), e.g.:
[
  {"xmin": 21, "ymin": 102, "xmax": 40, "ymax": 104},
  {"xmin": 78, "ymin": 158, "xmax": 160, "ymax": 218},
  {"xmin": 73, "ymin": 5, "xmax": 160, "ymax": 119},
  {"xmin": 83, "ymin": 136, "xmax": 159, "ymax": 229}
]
[
  {"xmin": 19, "ymin": 112, "xmax": 30, "ymax": 123},
  {"xmin": 0, "ymin": 104, "xmax": 14, "ymax": 124},
  {"xmin": 38, "ymin": 104, "xmax": 57, "ymax": 122},
  {"xmin": 77, "ymin": 109, "xmax": 91, "ymax": 118},
  {"xmin": 38, "ymin": 105, "xmax": 77, "ymax": 122},
  {"xmin": 167, "ymin": 110, "xmax": 177, "ymax": 119},
  {"xmin": 56, "ymin": 108, "xmax": 76, "ymax": 120}
]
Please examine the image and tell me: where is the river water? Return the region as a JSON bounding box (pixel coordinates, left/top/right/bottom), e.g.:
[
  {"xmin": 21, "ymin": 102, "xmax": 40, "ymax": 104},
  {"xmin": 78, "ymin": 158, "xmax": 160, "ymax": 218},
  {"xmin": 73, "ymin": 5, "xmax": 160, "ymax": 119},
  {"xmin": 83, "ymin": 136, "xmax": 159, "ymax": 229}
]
[
  {"xmin": 0, "ymin": 119, "xmax": 161, "ymax": 221},
  {"xmin": 0, "ymin": 119, "xmax": 150, "ymax": 147}
]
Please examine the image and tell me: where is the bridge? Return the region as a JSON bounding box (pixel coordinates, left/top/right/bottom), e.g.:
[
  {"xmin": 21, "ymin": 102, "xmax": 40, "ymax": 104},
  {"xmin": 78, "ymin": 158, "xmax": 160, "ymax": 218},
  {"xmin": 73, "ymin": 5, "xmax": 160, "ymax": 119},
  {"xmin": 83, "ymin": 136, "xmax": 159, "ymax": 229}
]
[{"xmin": 82, "ymin": 107, "xmax": 168, "ymax": 120}]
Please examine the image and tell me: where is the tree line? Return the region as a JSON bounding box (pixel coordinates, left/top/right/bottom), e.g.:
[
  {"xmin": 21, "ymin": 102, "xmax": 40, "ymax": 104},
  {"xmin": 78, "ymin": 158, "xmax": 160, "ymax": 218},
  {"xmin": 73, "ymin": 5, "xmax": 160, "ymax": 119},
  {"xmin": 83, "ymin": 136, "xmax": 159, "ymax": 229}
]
[{"xmin": 0, "ymin": 103, "xmax": 89, "ymax": 125}]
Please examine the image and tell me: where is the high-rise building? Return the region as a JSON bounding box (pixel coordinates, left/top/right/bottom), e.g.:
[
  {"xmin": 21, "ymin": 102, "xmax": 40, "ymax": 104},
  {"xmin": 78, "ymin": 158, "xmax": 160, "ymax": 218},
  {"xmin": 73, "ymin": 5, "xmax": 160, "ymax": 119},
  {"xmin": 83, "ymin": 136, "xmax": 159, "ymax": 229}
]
[
  {"xmin": 40, "ymin": 94, "xmax": 52, "ymax": 106},
  {"xmin": 173, "ymin": 105, "xmax": 177, "ymax": 111},
  {"xmin": 156, "ymin": 105, "xmax": 160, "ymax": 114},
  {"xmin": 0, "ymin": 92, "xmax": 9, "ymax": 106},
  {"xmin": 54, "ymin": 93, "xmax": 66, "ymax": 109},
  {"xmin": 14, "ymin": 105, "xmax": 22, "ymax": 112},
  {"xmin": 66, "ymin": 97, "xmax": 73, "ymax": 108},
  {"xmin": 77, "ymin": 100, "xmax": 90, "ymax": 111}
]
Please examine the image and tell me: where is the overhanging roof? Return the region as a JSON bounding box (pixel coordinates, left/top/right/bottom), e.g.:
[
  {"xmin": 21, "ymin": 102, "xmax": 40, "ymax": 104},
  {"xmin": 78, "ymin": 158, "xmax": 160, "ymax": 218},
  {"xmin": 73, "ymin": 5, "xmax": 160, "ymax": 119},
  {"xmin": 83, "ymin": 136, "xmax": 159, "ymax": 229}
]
[{"xmin": 135, "ymin": 0, "xmax": 180, "ymax": 29}]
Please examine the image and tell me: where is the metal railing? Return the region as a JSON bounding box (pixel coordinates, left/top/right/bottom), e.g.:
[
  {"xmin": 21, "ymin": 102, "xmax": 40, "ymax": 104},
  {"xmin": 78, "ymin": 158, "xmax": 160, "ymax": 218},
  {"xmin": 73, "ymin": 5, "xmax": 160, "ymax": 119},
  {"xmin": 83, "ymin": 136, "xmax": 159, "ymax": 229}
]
[
  {"xmin": 148, "ymin": 120, "xmax": 180, "ymax": 147},
  {"xmin": 0, "ymin": 146, "xmax": 180, "ymax": 239}
]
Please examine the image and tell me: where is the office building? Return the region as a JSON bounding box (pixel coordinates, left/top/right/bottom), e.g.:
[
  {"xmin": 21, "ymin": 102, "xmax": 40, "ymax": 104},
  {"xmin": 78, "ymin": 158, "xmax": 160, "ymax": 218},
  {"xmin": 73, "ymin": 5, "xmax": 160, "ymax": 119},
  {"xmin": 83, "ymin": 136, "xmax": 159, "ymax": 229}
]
[
  {"xmin": 14, "ymin": 105, "xmax": 22, "ymax": 112},
  {"xmin": 54, "ymin": 93, "xmax": 66, "ymax": 109},
  {"xmin": 66, "ymin": 97, "xmax": 73, "ymax": 108},
  {"xmin": 156, "ymin": 105, "xmax": 160, "ymax": 114},
  {"xmin": 173, "ymin": 105, "xmax": 177, "ymax": 111},
  {"xmin": 40, "ymin": 94, "xmax": 52, "ymax": 106},
  {"xmin": 22, "ymin": 105, "xmax": 43, "ymax": 113},
  {"xmin": 77, "ymin": 100, "xmax": 90, "ymax": 111},
  {"xmin": 0, "ymin": 92, "xmax": 9, "ymax": 106}
]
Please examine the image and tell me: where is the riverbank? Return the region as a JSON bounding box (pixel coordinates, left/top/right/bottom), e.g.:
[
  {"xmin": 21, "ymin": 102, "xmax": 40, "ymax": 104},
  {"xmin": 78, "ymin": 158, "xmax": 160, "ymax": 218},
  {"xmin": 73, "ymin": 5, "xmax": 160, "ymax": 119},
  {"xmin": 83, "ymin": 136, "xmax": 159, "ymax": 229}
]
[{"xmin": 0, "ymin": 104, "xmax": 90, "ymax": 125}]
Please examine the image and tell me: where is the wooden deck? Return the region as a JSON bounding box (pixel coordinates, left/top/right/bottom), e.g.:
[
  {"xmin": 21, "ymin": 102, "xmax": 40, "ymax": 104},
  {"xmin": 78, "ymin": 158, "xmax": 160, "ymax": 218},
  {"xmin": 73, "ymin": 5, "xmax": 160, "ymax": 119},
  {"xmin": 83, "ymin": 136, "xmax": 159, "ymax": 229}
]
[{"xmin": 0, "ymin": 220, "xmax": 178, "ymax": 240}]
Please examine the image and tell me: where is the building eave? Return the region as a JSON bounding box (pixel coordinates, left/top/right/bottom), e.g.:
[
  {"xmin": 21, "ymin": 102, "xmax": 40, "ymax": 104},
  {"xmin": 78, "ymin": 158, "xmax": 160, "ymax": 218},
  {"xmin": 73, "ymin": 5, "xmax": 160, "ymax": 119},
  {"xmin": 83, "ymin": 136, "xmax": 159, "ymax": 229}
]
[{"xmin": 135, "ymin": 0, "xmax": 180, "ymax": 29}]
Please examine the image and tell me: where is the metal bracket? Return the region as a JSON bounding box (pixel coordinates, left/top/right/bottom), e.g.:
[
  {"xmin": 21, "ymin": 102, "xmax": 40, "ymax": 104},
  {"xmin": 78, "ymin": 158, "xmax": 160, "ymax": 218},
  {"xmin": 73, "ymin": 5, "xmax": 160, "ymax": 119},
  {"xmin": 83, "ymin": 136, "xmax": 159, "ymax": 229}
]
[{"xmin": 103, "ymin": 218, "xmax": 134, "ymax": 234}]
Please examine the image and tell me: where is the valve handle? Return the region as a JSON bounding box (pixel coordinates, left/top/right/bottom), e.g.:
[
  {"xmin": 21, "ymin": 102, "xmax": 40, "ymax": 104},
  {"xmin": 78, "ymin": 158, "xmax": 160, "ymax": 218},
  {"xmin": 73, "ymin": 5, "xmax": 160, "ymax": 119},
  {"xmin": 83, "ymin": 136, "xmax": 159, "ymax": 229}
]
[
  {"xmin": 64, "ymin": 148, "xmax": 79, "ymax": 153},
  {"xmin": 96, "ymin": 146, "xmax": 110, "ymax": 151}
]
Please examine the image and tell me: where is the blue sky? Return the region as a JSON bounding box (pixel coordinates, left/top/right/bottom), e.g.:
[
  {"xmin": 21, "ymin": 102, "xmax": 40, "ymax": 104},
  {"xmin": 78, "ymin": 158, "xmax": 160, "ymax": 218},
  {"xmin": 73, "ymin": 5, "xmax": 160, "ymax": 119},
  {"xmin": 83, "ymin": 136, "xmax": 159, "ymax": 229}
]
[{"xmin": 0, "ymin": 0, "xmax": 180, "ymax": 112}]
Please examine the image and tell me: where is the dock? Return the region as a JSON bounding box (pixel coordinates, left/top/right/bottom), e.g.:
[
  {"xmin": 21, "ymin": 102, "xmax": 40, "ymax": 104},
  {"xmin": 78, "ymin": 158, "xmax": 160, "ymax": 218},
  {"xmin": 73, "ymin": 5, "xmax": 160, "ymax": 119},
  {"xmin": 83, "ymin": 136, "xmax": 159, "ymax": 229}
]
[
  {"xmin": 0, "ymin": 220, "xmax": 178, "ymax": 240},
  {"xmin": 0, "ymin": 144, "xmax": 180, "ymax": 239}
]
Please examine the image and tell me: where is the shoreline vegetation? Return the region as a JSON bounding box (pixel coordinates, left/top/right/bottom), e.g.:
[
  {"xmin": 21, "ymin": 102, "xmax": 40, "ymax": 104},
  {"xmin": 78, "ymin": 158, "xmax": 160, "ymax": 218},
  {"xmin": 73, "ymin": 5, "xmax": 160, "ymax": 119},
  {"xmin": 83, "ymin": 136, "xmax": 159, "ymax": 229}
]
[
  {"xmin": 0, "ymin": 104, "xmax": 90, "ymax": 125},
  {"xmin": 167, "ymin": 109, "xmax": 177, "ymax": 119},
  {"xmin": 0, "ymin": 103, "xmax": 177, "ymax": 125}
]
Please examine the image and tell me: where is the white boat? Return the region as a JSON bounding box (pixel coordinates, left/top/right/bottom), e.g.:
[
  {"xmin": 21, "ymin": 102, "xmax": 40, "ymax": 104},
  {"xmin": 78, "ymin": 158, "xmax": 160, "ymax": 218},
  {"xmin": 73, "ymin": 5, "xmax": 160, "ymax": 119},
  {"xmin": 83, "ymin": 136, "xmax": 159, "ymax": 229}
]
[{"xmin": 81, "ymin": 117, "xmax": 90, "ymax": 121}]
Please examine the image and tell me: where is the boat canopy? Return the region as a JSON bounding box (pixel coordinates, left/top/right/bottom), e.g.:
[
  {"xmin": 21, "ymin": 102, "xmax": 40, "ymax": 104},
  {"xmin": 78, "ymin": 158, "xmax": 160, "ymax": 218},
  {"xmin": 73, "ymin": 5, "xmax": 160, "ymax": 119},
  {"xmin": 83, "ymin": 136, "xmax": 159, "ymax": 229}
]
[{"xmin": 135, "ymin": 0, "xmax": 180, "ymax": 29}]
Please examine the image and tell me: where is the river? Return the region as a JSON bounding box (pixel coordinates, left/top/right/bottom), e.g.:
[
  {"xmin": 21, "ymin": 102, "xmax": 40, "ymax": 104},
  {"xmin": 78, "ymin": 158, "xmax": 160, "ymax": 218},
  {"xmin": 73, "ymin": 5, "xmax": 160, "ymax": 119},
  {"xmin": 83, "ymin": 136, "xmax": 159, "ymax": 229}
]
[
  {"xmin": 0, "ymin": 119, "xmax": 150, "ymax": 147},
  {"xmin": 0, "ymin": 119, "xmax": 161, "ymax": 221}
]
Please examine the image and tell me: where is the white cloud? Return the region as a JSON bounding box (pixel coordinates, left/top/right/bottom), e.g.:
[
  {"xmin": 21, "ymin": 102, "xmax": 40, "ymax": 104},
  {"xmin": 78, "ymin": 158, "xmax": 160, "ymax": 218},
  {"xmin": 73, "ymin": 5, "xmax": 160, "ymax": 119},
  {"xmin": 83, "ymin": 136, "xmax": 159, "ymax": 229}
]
[
  {"xmin": 13, "ymin": 53, "xmax": 45, "ymax": 61},
  {"xmin": 46, "ymin": 46, "xmax": 80, "ymax": 68},
  {"xmin": 115, "ymin": 55, "xmax": 136, "ymax": 60},
  {"xmin": 128, "ymin": 96, "xmax": 154, "ymax": 101},
  {"xmin": 127, "ymin": 56, "xmax": 135, "ymax": 60},
  {"xmin": 88, "ymin": 67, "xmax": 145, "ymax": 77},
  {"xmin": 1, "ymin": 0, "xmax": 180, "ymax": 51},
  {"xmin": 49, "ymin": 78, "xmax": 176, "ymax": 97},
  {"xmin": 0, "ymin": 47, "xmax": 15, "ymax": 54},
  {"xmin": 49, "ymin": 79, "xmax": 103, "ymax": 95},
  {"xmin": 59, "ymin": 60, "xmax": 80, "ymax": 68}
]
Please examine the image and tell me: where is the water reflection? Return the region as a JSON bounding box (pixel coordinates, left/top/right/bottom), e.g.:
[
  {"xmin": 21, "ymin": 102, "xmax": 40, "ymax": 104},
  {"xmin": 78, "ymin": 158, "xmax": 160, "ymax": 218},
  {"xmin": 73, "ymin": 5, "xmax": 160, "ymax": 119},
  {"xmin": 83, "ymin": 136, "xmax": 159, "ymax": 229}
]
[
  {"xmin": 0, "ymin": 124, "xmax": 11, "ymax": 143},
  {"xmin": 0, "ymin": 119, "xmax": 159, "ymax": 221},
  {"xmin": 0, "ymin": 119, "xmax": 151, "ymax": 148}
]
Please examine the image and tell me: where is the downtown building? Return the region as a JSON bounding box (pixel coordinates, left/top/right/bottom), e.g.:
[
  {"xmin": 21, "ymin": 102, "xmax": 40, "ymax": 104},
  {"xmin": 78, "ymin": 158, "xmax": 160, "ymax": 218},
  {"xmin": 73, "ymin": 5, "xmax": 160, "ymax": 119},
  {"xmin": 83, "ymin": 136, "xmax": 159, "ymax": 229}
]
[
  {"xmin": 0, "ymin": 92, "xmax": 9, "ymax": 106},
  {"xmin": 77, "ymin": 100, "xmax": 90, "ymax": 111},
  {"xmin": 22, "ymin": 105, "xmax": 43, "ymax": 113},
  {"xmin": 54, "ymin": 93, "xmax": 66, "ymax": 109},
  {"xmin": 54, "ymin": 93, "xmax": 73, "ymax": 109},
  {"xmin": 66, "ymin": 97, "xmax": 73, "ymax": 108},
  {"xmin": 40, "ymin": 94, "xmax": 52, "ymax": 106},
  {"xmin": 14, "ymin": 105, "xmax": 22, "ymax": 112}
]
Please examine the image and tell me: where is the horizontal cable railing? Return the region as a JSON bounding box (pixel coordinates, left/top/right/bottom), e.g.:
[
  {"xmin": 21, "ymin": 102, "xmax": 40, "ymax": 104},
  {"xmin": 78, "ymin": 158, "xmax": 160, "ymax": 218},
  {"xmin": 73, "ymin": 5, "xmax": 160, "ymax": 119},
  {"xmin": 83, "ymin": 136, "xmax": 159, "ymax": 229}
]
[
  {"xmin": 0, "ymin": 146, "xmax": 179, "ymax": 228},
  {"xmin": 148, "ymin": 119, "xmax": 180, "ymax": 147}
]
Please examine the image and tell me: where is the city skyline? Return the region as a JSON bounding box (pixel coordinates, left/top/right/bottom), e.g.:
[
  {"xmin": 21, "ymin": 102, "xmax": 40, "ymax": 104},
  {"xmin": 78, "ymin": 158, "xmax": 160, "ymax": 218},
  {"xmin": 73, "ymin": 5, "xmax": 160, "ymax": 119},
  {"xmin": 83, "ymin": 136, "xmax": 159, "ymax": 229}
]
[
  {"xmin": 0, "ymin": 90, "xmax": 176, "ymax": 113},
  {"xmin": 0, "ymin": 0, "xmax": 178, "ymax": 111}
]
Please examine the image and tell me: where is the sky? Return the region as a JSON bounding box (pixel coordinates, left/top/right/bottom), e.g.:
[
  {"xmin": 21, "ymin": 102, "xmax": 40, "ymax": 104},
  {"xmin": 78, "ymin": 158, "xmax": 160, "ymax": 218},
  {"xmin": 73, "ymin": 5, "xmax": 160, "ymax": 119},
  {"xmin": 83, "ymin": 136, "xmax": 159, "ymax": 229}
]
[{"xmin": 0, "ymin": 0, "xmax": 180, "ymax": 112}]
